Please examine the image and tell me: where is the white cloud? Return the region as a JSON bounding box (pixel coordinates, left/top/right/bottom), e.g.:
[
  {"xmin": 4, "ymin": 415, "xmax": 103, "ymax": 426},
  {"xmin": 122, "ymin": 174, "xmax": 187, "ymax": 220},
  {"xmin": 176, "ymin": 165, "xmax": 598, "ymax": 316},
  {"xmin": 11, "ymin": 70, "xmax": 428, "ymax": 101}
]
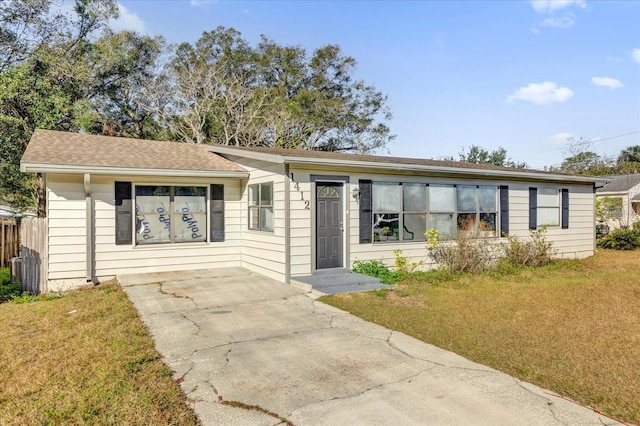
[
  {"xmin": 109, "ymin": 3, "xmax": 145, "ymax": 33},
  {"xmin": 633, "ymin": 48, "xmax": 640, "ymax": 64},
  {"xmin": 529, "ymin": 0, "xmax": 586, "ymax": 14},
  {"xmin": 591, "ymin": 76, "xmax": 623, "ymax": 89},
  {"xmin": 190, "ymin": 0, "xmax": 218, "ymax": 6},
  {"xmin": 539, "ymin": 14, "xmax": 575, "ymax": 29},
  {"xmin": 507, "ymin": 82, "xmax": 574, "ymax": 105},
  {"xmin": 530, "ymin": 0, "xmax": 585, "ymax": 33},
  {"xmin": 549, "ymin": 132, "xmax": 575, "ymax": 144}
]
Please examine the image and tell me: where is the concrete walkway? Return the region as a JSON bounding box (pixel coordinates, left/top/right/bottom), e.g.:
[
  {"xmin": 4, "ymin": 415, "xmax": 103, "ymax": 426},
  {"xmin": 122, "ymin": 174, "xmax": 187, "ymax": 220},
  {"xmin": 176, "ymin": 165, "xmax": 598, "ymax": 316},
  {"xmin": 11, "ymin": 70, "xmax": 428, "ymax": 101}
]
[{"xmin": 119, "ymin": 268, "xmax": 620, "ymax": 426}]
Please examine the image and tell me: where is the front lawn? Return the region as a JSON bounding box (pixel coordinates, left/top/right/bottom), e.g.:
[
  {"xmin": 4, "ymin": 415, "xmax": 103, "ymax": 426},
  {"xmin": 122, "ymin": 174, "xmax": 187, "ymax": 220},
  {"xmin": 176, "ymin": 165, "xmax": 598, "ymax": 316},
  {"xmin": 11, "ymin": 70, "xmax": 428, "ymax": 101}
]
[
  {"xmin": 321, "ymin": 249, "xmax": 640, "ymax": 424},
  {"xmin": 0, "ymin": 281, "xmax": 199, "ymax": 425}
]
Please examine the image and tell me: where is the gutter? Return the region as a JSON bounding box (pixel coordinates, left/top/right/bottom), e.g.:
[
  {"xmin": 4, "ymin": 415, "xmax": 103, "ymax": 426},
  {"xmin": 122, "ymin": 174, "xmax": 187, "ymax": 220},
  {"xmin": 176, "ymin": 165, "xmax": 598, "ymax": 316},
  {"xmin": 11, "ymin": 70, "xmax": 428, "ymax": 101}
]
[
  {"xmin": 20, "ymin": 162, "xmax": 249, "ymax": 179},
  {"xmin": 84, "ymin": 174, "xmax": 94, "ymax": 284}
]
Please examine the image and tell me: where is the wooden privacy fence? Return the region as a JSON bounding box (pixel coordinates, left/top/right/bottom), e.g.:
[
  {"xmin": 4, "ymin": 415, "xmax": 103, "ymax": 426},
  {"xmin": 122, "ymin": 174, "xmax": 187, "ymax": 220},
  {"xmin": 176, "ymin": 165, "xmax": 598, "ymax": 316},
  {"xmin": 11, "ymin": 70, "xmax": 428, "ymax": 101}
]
[
  {"xmin": 1, "ymin": 219, "xmax": 20, "ymax": 269},
  {"xmin": 21, "ymin": 218, "xmax": 47, "ymax": 295}
]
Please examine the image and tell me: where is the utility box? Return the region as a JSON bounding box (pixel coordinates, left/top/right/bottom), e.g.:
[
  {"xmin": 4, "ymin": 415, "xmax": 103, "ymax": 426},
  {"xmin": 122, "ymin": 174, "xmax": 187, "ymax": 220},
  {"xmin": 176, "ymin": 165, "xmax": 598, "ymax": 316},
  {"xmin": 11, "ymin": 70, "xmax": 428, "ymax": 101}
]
[{"xmin": 10, "ymin": 257, "xmax": 21, "ymax": 284}]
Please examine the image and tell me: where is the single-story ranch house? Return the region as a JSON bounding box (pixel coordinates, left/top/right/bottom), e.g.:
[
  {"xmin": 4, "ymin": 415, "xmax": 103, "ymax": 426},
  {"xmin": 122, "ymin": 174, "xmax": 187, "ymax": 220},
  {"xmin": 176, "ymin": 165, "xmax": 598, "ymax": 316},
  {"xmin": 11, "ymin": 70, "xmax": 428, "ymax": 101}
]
[{"xmin": 21, "ymin": 129, "xmax": 603, "ymax": 292}]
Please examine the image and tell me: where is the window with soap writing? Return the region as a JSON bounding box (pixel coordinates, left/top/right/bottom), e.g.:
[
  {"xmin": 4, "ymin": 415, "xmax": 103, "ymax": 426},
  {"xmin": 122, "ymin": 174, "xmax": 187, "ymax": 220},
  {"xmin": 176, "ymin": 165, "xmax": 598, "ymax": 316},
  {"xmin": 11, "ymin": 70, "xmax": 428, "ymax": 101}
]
[{"xmin": 135, "ymin": 185, "xmax": 206, "ymax": 244}]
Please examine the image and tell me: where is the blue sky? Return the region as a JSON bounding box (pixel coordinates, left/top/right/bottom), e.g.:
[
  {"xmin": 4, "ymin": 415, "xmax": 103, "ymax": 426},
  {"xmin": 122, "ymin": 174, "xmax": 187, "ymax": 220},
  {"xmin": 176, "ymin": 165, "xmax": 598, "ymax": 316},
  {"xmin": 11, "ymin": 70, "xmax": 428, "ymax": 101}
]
[{"xmin": 110, "ymin": 0, "xmax": 640, "ymax": 169}]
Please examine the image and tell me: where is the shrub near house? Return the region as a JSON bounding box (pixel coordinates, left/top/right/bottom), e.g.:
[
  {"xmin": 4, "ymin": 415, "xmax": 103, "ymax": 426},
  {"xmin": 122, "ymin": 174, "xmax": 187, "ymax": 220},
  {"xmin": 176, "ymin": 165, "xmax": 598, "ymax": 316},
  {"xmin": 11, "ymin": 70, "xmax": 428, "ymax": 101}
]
[{"xmin": 597, "ymin": 222, "xmax": 640, "ymax": 250}]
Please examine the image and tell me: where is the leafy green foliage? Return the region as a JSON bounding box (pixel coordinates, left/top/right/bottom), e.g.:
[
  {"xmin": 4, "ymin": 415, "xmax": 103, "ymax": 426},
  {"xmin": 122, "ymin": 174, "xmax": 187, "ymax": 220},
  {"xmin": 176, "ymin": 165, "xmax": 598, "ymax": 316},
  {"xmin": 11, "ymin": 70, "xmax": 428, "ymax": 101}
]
[
  {"xmin": 447, "ymin": 145, "xmax": 527, "ymax": 168},
  {"xmin": 502, "ymin": 228, "xmax": 556, "ymax": 267},
  {"xmin": 351, "ymin": 259, "xmax": 406, "ymax": 284},
  {"xmin": 393, "ymin": 249, "xmax": 422, "ymax": 274},
  {"xmin": 559, "ymin": 151, "xmax": 615, "ymax": 175},
  {"xmin": 0, "ymin": 267, "xmax": 21, "ymax": 302},
  {"xmin": 595, "ymin": 196, "xmax": 622, "ymax": 225},
  {"xmin": 597, "ymin": 229, "xmax": 640, "ymax": 250}
]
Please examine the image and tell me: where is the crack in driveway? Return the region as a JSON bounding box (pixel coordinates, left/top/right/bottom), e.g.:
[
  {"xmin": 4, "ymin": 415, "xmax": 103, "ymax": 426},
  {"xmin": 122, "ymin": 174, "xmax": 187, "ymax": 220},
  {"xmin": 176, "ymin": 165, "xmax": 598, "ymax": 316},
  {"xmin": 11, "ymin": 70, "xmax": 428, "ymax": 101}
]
[{"xmin": 121, "ymin": 269, "xmax": 621, "ymax": 426}]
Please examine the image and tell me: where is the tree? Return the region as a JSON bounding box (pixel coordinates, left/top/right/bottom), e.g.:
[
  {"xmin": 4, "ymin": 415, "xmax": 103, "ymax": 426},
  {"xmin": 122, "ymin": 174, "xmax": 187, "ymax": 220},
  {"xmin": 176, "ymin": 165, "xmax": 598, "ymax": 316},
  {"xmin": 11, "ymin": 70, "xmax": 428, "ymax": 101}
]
[
  {"xmin": 617, "ymin": 145, "xmax": 640, "ymax": 174},
  {"xmin": 446, "ymin": 145, "xmax": 527, "ymax": 168},
  {"xmin": 558, "ymin": 151, "xmax": 614, "ymax": 175},
  {"xmin": 0, "ymin": 0, "xmax": 119, "ymax": 211},
  {"xmin": 147, "ymin": 27, "xmax": 394, "ymax": 153},
  {"xmin": 618, "ymin": 145, "xmax": 640, "ymax": 163},
  {"xmin": 78, "ymin": 30, "xmax": 166, "ymax": 139}
]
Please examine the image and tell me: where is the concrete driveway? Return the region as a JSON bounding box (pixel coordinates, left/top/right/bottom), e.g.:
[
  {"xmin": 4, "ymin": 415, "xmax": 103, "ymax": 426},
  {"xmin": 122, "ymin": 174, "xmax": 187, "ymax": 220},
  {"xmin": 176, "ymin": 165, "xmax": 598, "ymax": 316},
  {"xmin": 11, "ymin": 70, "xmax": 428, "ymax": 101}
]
[{"xmin": 119, "ymin": 268, "xmax": 620, "ymax": 426}]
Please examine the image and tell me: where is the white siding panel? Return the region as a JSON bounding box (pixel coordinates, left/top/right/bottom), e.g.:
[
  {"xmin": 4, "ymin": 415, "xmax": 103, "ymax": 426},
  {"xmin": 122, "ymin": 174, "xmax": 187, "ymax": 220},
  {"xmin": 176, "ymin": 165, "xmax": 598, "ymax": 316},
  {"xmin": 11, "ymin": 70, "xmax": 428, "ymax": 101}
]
[
  {"xmin": 46, "ymin": 175, "xmax": 245, "ymax": 283},
  {"xmin": 229, "ymin": 156, "xmax": 288, "ymax": 280},
  {"xmin": 47, "ymin": 174, "xmax": 87, "ymax": 281}
]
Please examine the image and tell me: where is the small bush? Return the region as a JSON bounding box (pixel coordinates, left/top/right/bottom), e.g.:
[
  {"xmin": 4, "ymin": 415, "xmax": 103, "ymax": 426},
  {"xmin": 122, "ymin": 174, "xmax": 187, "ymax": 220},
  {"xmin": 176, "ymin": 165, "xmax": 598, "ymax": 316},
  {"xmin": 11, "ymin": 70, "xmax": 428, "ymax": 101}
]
[
  {"xmin": 0, "ymin": 267, "xmax": 10, "ymax": 285},
  {"xmin": 352, "ymin": 259, "xmax": 406, "ymax": 284},
  {"xmin": 0, "ymin": 267, "xmax": 21, "ymax": 302},
  {"xmin": 597, "ymin": 229, "xmax": 640, "ymax": 250},
  {"xmin": 393, "ymin": 249, "xmax": 422, "ymax": 274},
  {"xmin": 426, "ymin": 230, "xmax": 496, "ymax": 274},
  {"xmin": 503, "ymin": 228, "xmax": 555, "ymax": 267}
]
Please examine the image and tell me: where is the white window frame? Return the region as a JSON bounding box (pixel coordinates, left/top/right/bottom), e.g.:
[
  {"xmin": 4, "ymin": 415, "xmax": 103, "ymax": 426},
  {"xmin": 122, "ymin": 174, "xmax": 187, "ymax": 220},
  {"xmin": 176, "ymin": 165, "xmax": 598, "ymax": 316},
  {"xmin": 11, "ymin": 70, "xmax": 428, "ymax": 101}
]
[
  {"xmin": 537, "ymin": 187, "xmax": 560, "ymax": 227},
  {"xmin": 248, "ymin": 182, "xmax": 274, "ymax": 232}
]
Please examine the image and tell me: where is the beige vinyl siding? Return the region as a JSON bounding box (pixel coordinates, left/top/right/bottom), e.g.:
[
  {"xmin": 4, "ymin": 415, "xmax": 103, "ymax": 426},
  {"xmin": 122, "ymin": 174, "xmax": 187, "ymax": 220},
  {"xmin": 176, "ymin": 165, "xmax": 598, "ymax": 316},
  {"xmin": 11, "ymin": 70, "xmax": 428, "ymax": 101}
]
[
  {"xmin": 91, "ymin": 175, "xmax": 243, "ymax": 278},
  {"xmin": 225, "ymin": 156, "xmax": 288, "ymax": 281},
  {"xmin": 47, "ymin": 174, "xmax": 86, "ymax": 283},
  {"xmin": 353, "ymin": 172, "xmax": 595, "ymax": 268},
  {"xmin": 503, "ymin": 183, "xmax": 594, "ymax": 259},
  {"xmin": 46, "ymin": 174, "xmax": 245, "ymax": 289},
  {"xmin": 547, "ymin": 184, "xmax": 595, "ymax": 259},
  {"xmin": 289, "ymin": 170, "xmax": 313, "ymax": 276}
]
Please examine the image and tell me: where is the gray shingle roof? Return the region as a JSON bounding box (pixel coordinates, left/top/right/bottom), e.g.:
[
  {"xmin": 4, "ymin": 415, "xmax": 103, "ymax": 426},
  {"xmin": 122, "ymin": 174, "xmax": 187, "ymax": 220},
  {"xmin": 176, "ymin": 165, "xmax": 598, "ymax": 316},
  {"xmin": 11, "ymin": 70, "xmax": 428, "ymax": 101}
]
[
  {"xmin": 595, "ymin": 174, "xmax": 640, "ymax": 193},
  {"xmin": 208, "ymin": 144, "xmax": 583, "ymax": 178},
  {"xmin": 22, "ymin": 130, "xmax": 246, "ymax": 173}
]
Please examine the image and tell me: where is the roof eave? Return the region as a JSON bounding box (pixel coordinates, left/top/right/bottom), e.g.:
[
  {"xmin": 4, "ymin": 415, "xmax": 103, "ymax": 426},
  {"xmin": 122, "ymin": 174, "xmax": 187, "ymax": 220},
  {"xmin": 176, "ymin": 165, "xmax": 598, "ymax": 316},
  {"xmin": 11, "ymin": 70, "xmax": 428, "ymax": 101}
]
[
  {"xmin": 283, "ymin": 156, "xmax": 604, "ymax": 184},
  {"xmin": 20, "ymin": 162, "xmax": 249, "ymax": 178},
  {"xmin": 205, "ymin": 145, "xmax": 285, "ymax": 163}
]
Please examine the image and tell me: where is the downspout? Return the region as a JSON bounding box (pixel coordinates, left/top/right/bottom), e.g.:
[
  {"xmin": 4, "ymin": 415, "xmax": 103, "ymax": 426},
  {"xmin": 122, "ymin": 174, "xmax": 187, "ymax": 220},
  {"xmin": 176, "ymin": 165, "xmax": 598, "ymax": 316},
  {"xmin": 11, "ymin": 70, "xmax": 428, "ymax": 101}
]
[
  {"xmin": 284, "ymin": 164, "xmax": 291, "ymax": 284},
  {"xmin": 84, "ymin": 174, "xmax": 94, "ymax": 283}
]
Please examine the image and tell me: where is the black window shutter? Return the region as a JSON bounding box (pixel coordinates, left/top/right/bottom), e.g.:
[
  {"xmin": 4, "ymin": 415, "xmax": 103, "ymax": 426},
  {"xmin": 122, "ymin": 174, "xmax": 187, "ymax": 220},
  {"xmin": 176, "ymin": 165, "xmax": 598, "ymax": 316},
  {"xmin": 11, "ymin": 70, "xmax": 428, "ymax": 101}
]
[
  {"xmin": 499, "ymin": 185, "xmax": 509, "ymax": 236},
  {"xmin": 529, "ymin": 187, "xmax": 537, "ymax": 230},
  {"xmin": 561, "ymin": 188, "xmax": 569, "ymax": 229},
  {"xmin": 359, "ymin": 180, "xmax": 372, "ymax": 243},
  {"xmin": 210, "ymin": 184, "xmax": 225, "ymax": 242},
  {"xmin": 115, "ymin": 182, "xmax": 132, "ymax": 245}
]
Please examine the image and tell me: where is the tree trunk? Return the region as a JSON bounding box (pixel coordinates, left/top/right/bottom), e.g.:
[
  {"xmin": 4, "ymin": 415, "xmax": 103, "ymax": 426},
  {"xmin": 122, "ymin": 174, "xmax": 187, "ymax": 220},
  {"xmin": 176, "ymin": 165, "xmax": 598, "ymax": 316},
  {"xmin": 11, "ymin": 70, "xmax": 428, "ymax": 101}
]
[{"xmin": 36, "ymin": 173, "xmax": 46, "ymax": 218}]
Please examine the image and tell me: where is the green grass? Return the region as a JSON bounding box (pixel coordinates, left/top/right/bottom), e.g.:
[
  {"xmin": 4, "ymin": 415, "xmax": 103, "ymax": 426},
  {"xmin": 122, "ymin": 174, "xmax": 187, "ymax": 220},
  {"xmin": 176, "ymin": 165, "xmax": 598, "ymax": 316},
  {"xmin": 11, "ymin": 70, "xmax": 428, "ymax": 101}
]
[
  {"xmin": 321, "ymin": 249, "xmax": 640, "ymax": 425},
  {"xmin": 0, "ymin": 281, "xmax": 199, "ymax": 425}
]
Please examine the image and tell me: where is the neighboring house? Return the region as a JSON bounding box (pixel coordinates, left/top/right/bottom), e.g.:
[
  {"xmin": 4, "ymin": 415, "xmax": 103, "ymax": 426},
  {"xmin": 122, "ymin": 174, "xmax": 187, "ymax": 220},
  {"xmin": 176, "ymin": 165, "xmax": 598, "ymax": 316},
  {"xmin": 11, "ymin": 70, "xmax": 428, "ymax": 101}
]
[
  {"xmin": 21, "ymin": 130, "xmax": 603, "ymax": 292},
  {"xmin": 595, "ymin": 174, "xmax": 640, "ymax": 230}
]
